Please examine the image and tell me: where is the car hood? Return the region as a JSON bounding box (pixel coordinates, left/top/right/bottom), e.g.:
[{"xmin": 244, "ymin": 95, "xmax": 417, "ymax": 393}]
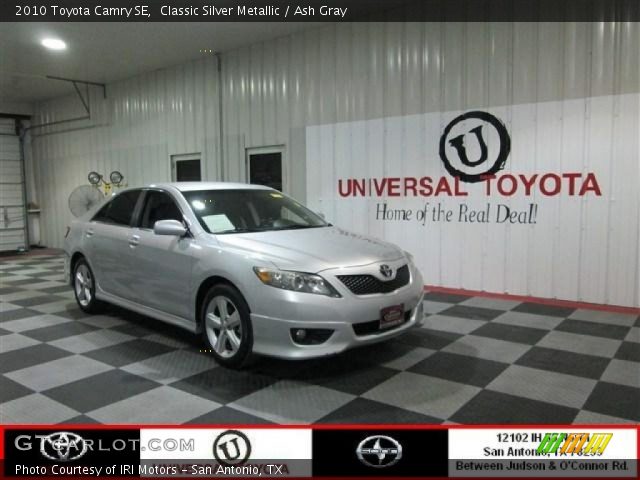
[{"xmin": 216, "ymin": 226, "xmax": 405, "ymax": 273}]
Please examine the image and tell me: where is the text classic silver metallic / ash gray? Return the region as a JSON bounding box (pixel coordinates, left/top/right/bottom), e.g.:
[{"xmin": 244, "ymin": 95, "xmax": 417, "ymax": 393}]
[{"xmin": 64, "ymin": 182, "xmax": 424, "ymax": 367}]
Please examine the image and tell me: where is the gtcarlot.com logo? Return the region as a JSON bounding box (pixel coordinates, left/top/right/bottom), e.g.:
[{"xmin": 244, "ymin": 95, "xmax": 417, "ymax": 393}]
[
  {"xmin": 14, "ymin": 432, "xmax": 138, "ymax": 461},
  {"xmin": 14, "ymin": 431, "xmax": 194, "ymax": 460}
]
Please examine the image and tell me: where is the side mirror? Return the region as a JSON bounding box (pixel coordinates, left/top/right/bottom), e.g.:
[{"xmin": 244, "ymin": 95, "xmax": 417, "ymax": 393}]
[{"xmin": 153, "ymin": 219, "xmax": 187, "ymax": 237}]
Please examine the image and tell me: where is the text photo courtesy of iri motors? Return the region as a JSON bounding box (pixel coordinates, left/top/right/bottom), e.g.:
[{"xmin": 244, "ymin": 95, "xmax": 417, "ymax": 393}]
[
  {"xmin": 1, "ymin": 0, "xmax": 639, "ymax": 479},
  {"xmin": 1, "ymin": 427, "xmax": 638, "ymax": 477}
]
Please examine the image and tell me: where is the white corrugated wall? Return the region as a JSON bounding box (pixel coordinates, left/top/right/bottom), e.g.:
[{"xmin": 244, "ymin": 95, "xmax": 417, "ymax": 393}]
[
  {"xmin": 30, "ymin": 57, "xmax": 221, "ymax": 251},
  {"xmin": 30, "ymin": 22, "xmax": 640, "ymax": 307}
]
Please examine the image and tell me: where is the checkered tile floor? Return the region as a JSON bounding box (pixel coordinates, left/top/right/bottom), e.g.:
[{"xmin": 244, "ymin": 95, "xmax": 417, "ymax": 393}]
[{"xmin": 1, "ymin": 253, "xmax": 638, "ymax": 425}]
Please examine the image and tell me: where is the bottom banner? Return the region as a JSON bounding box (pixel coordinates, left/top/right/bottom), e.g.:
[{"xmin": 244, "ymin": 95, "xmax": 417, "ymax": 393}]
[{"xmin": 1, "ymin": 425, "xmax": 637, "ymax": 478}]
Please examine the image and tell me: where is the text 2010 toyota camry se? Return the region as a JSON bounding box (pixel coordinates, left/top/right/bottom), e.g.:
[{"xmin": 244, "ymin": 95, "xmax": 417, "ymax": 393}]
[{"xmin": 64, "ymin": 182, "xmax": 424, "ymax": 367}]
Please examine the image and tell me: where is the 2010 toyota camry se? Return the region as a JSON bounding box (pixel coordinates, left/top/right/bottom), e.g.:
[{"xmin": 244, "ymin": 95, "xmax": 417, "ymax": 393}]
[{"xmin": 64, "ymin": 182, "xmax": 425, "ymax": 367}]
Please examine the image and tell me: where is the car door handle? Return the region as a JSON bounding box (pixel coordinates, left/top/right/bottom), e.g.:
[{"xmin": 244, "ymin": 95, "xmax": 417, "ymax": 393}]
[
  {"xmin": 129, "ymin": 235, "xmax": 140, "ymax": 248},
  {"xmin": 86, "ymin": 228, "xmax": 94, "ymax": 238}
]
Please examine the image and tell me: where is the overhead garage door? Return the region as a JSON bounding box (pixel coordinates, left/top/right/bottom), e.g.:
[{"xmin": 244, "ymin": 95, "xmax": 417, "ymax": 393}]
[{"xmin": 0, "ymin": 118, "xmax": 27, "ymax": 252}]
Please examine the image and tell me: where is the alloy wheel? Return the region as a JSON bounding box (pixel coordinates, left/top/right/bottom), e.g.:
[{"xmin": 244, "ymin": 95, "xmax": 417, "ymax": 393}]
[
  {"xmin": 205, "ymin": 295, "xmax": 243, "ymax": 358},
  {"xmin": 74, "ymin": 264, "xmax": 93, "ymax": 307}
]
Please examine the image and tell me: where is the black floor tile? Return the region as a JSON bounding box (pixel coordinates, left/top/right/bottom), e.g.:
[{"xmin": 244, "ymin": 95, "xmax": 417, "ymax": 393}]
[
  {"xmin": 397, "ymin": 328, "xmax": 462, "ymax": 350},
  {"xmin": 450, "ymin": 390, "xmax": 579, "ymax": 424},
  {"xmin": 0, "ymin": 376, "xmax": 34, "ymax": 402},
  {"xmin": 84, "ymin": 339, "xmax": 174, "ymax": 367},
  {"xmin": 318, "ymin": 398, "xmax": 442, "ymax": 424},
  {"xmin": 556, "ymin": 319, "xmax": 630, "ymax": 340},
  {"xmin": 109, "ymin": 323, "xmax": 158, "ymax": 338},
  {"xmin": 408, "ymin": 351, "xmax": 509, "ymax": 387},
  {"xmin": 583, "ymin": 382, "xmax": 640, "ymax": 422},
  {"xmin": 513, "ymin": 302, "xmax": 575, "ymax": 317},
  {"xmin": 439, "ymin": 305, "xmax": 504, "ymax": 321},
  {"xmin": 171, "ymin": 368, "xmax": 277, "ymax": 404},
  {"xmin": 0, "ymin": 327, "xmax": 10, "ymax": 336},
  {"xmin": 516, "ymin": 347, "xmax": 610, "ymax": 380},
  {"xmin": 43, "ymin": 370, "xmax": 160, "ymax": 412},
  {"xmin": 0, "ymin": 278, "xmax": 39, "ymax": 286},
  {"xmin": 187, "ymin": 406, "xmax": 275, "ymax": 425},
  {"xmin": 0, "ymin": 308, "xmax": 41, "ymax": 322},
  {"xmin": 614, "ymin": 342, "xmax": 640, "ymax": 363},
  {"xmin": 11, "ymin": 295, "xmax": 63, "ymax": 307},
  {"xmin": 246, "ymin": 357, "xmax": 310, "ymax": 379},
  {"xmin": 296, "ymin": 361, "xmax": 399, "ymax": 395},
  {"xmin": 0, "ymin": 287, "xmax": 20, "ymax": 295},
  {"xmin": 55, "ymin": 308, "xmax": 93, "ymax": 320},
  {"xmin": 0, "ymin": 268, "xmax": 28, "ymax": 274},
  {"xmin": 40, "ymin": 285, "xmax": 73, "ymax": 295},
  {"xmin": 338, "ymin": 340, "xmax": 422, "ymax": 368},
  {"xmin": 0, "ymin": 344, "xmax": 71, "ymax": 374},
  {"xmin": 423, "ymin": 292, "xmax": 470, "ymax": 304},
  {"xmin": 21, "ymin": 321, "xmax": 99, "ymax": 342},
  {"xmin": 471, "ymin": 322, "xmax": 548, "ymax": 345},
  {"xmin": 60, "ymin": 415, "xmax": 101, "ymax": 424}
]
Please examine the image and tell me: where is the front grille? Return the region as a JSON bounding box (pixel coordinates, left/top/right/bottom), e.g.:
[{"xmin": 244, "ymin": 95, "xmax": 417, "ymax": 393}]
[
  {"xmin": 353, "ymin": 310, "xmax": 412, "ymax": 336},
  {"xmin": 337, "ymin": 265, "xmax": 410, "ymax": 295}
]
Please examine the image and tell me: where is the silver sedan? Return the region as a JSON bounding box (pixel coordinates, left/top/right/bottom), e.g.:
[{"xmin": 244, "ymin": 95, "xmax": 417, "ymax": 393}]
[{"xmin": 64, "ymin": 182, "xmax": 424, "ymax": 367}]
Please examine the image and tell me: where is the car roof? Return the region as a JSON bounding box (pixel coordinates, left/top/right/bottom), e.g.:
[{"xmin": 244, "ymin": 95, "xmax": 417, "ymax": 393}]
[{"xmin": 146, "ymin": 182, "xmax": 273, "ymax": 192}]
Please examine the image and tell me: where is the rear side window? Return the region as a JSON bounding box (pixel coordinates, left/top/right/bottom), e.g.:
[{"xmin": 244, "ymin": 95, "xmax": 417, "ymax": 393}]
[{"xmin": 92, "ymin": 190, "xmax": 141, "ymax": 226}]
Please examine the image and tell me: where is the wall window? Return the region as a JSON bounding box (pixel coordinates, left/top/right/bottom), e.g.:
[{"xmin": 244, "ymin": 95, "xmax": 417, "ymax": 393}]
[
  {"xmin": 171, "ymin": 153, "xmax": 201, "ymax": 181},
  {"xmin": 246, "ymin": 146, "xmax": 284, "ymax": 192}
]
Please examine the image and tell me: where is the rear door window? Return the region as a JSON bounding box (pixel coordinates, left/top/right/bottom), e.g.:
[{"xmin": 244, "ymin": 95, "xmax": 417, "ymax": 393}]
[{"xmin": 92, "ymin": 190, "xmax": 141, "ymax": 226}]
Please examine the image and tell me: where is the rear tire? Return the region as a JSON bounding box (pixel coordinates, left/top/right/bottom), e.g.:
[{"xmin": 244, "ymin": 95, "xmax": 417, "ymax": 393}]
[
  {"xmin": 201, "ymin": 284, "xmax": 253, "ymax": 368},
  {"xmin": 73, "ymin": 258, "xmax": 103, "ymax": 314}
]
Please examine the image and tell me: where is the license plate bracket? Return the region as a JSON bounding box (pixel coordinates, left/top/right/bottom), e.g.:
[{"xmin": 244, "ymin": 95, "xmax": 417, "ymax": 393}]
[{"xmin": 380, "ymin": 304, "xmax": 405, "ymax": 330}]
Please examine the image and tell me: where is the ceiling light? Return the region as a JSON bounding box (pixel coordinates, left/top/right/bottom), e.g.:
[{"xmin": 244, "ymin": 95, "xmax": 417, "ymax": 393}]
[{"xmin": 41, "ymin": 38, "xmax": 66, "ymax": 50}]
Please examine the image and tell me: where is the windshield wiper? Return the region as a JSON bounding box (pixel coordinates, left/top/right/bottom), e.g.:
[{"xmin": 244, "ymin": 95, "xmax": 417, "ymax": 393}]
[
  {"xmin": 215, "ymin": 227, "xmax": 264, "ymax": 234},
  {"xmin": 271, "ymin": 224, "xmax": 327, "ymax": 230}
]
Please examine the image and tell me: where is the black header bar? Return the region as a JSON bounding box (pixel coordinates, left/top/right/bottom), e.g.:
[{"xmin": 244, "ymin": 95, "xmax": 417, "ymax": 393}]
[{"xmin": 2, "ymin": 0, "xmax": 639, "ymax": 22}]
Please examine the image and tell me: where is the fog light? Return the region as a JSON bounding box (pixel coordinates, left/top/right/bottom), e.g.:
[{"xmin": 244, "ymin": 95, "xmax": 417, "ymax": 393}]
[{"xmin": 290, "ymin": 328, "xmax": 334, "ymax": 345}]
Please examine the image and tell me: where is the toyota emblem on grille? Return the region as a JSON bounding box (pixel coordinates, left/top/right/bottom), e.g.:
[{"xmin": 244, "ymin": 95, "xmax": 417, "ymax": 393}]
[{"xmin": 379, "ymin": 265, "xmax": 393, "ymax": 278}]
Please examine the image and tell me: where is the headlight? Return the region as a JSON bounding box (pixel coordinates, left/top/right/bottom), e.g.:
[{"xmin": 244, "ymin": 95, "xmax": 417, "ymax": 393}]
[{"xmin": 253, "ymin": 267, "xmax": 341, "ymax": 297}]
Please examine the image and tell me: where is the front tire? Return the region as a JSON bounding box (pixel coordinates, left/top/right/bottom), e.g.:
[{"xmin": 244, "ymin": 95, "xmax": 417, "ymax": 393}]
[
  {"xmin": 202, "ymin": 284, "xmax": 253, "ymax": 368},
  {"xmin": 73, "ymin": 258, "xmax": 103, "ymax": 313}
]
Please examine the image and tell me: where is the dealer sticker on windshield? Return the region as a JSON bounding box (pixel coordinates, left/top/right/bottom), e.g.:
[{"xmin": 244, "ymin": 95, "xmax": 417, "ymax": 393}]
[{"xmin": 380, "ymin": 304, "xmax": 404, "ymax": 329}]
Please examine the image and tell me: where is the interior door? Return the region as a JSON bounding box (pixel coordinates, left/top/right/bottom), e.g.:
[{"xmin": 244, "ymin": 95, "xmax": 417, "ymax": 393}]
[{"xmin": 128, "ymin": 190, "xmax": 194, "ymax": 319}]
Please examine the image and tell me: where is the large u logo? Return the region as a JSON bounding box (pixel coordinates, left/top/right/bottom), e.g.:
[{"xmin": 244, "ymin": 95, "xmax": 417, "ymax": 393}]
[
  {"xmin": 217, "ymin": 438, "xmax": 242, "ymax": 460},
  {"xmin": 447, "ymin": 125, "xmax": 488, "ymax": 167},
  {"xmin": 439, "ymin": 111, "xmax": 511, "ymax": 183}
]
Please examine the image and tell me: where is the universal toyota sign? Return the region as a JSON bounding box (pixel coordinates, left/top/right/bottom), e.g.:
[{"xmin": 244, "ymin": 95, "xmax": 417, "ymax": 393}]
[{"xmin": 306, "ymin": 93, "xmax": 639, "ymax": 307}]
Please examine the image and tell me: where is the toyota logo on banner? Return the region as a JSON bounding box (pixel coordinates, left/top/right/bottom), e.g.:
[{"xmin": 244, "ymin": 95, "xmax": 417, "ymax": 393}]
[
  {"xmin": 39, "ymin": 432, "xmax": 88, "ymax": 462},
  {"xmin": 439, "ymin": 111, "xmax": 511, "ymax": 183}
]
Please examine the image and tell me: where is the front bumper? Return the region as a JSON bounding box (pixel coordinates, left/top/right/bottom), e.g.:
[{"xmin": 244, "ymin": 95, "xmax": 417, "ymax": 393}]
[{"xmin": 250, "ymin": 262, "xmax": 424, "ymax": 359}]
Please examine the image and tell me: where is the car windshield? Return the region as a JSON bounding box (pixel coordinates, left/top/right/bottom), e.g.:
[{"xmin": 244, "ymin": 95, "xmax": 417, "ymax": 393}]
[{"xmin": 182, "ymin": 189, "xmax": 329, "ymax": 234}]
